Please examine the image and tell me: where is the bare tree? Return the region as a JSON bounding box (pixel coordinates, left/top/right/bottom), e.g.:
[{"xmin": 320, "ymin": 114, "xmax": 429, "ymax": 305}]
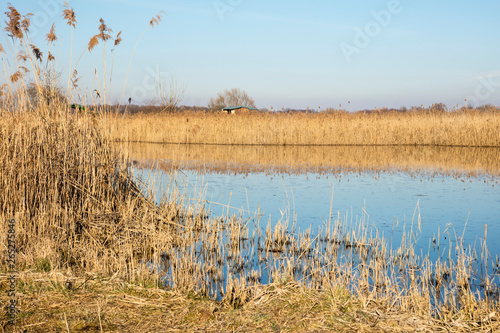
[
  {"xmin": 154, "ymin": 76, "xmax": 185, "ymax": 113},
  {"xmin": 208, "ymin": 88, "xmax": 255, "ymax": 111},
  {"xmin": 430, "ymin": 103, "xmax": 447, "ymax": 112},
  {"xmin": 26, "ymin": 70, "xmax": 67, "ymax": 108}
]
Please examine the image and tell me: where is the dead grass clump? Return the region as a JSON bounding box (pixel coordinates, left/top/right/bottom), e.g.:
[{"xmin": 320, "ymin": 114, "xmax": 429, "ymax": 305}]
[
  {"xmin": 1, "ymin": 272, "xmax": 498, "ymax": 332},
  {"xmin": 0, "ymin": 110, "xmax": 191, "ymax": 279},
  {"xmin": 0, "ymin": 3, "xmax": 187, "ymax": 281}
]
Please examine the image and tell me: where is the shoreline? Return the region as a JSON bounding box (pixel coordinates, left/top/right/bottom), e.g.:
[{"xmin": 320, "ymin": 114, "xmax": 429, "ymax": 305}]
[{"xmin": 2, "ymin": 271, "xmax": 498, "ymax": 332}]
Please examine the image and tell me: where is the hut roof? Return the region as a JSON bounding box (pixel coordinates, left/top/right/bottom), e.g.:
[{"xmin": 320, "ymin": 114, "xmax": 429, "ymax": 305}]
[{"xmin": 222, "ymin": 106, "xmax": 258, "ymax": 111}]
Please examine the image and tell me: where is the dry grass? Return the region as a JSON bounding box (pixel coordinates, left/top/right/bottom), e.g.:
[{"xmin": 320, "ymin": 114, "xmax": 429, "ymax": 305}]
[
  {"xmin": 1, "ymin": 272, "xmax": 499, "ymax": 332},
  {"xmin": 0, "ymin": 3, "xmax": 189, "ymax": 281},
  {"xmin": 1, "ymin": 4, "xmax": 500, "ymax": 332},
  {"xmin": 107, "ymin": 109, "xmax": 500, "ymax": 147},
  {"xmin": 0, "ymin": 110, "xmax": 200, "ymax": 276},
  {"xmin": 1, "ymin": 107, "xmax": 498, "ymax": 331}
]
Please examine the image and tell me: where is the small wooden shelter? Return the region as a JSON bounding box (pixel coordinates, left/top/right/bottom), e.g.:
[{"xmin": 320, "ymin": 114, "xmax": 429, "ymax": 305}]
[{"xmin": 221, "ymin": 106, "xmax": 258, "ymax": 114}]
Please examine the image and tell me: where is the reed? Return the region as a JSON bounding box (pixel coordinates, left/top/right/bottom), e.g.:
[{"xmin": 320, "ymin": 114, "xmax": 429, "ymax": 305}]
[
  {"xmin": 106, "ymin": 108, "xmax": 500, "ymax": 147},
  {"xmin": 1, "ymin": 4, "xmax": 499, "ymax": 331},
  {"xmin": 0, "ymin": 5, "xmax": 184, "ymax": 285},
  {"xmin": 3, "ymin": 87, "xmax": 500, "ymax": 333}
]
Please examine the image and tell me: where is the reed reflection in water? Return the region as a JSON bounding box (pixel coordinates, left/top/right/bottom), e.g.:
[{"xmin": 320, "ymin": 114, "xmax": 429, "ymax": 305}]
[
  {"xmin": 124, "ymin": 142, "xmax": 500, "ymax": 305},
  {"xmin": 122, "ymin": 142, "xmax": 500, "ymax": 181},
  {"xmin": 123, "ymin": 142, "xmax": 500, "ymax": 255}
]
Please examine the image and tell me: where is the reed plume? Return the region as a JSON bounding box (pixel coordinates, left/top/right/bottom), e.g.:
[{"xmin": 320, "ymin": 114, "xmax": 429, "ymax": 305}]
[
  {"xmin": 46, "ymin": 23, "xmax": 57, "ymax": 44},
  {"xmin": 87, "ymin": 35, "xmax": 99, "ymax": 52},
  {"xmin": 30, "ymin": 44, "xmax": 42, "ymax": 61},
  {"xmin": 16, "ymin": 51, "xmax": 28, "ymax": 62},
  {"xmin": 62, "ymin": 1, "xmax": 76, "ymax": 27},
  {"xmin": 150, "ymin": 11, "xmax": 166, "ymax": 28},
  {"xmin": 10, "ymin": 71, "xmax": 21, "ymax": 83},
  {"xmin": 62, "ymin": 1, "xmax": 76, "ymax": 96},
  {"xmin": 4, "ymin": 4, "xmax": 24, "ymax": 39},
  {"xmin": 20, "ymin": 13, "xmax": 33, "ymax": 34}
]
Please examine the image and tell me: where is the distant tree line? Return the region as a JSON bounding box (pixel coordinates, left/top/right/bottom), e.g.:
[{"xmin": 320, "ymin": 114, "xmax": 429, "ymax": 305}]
[
  {"xmin": 106, "ymin": 103, "xmax": 499, "ymax": 115},
  {"xmin": 208, "ymin": 88, "xmax": 256, "ymax": 111}
]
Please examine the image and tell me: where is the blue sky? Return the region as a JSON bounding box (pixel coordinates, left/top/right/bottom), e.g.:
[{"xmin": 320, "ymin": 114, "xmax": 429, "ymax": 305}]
[{"xmin": 4, "ymin": 0, "xmax": 500, "ymax": 110}]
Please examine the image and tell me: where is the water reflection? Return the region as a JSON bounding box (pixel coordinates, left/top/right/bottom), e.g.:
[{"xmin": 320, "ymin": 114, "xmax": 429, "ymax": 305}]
[
  {"xmin": 121, "ymin": 142, "xmax": 500, "ymax": 251},
  {"xmin": 122, "ymin": 142, "xmax": 500, "ymax": 181},
  {"xmin": 122, "ymin": 142, "xmax": 500, "ymax": 301}
]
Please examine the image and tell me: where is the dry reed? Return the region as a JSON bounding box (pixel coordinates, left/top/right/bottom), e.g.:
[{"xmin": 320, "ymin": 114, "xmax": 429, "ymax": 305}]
[
  {"xmin": 0, "ymin": 0, "xmax": 197, "ymax": 306},
  {"xmin": 1, "ymin": 4, "xmax": 499, "ymax": 332},
  {"xmin": 106, "ymin": 109, "xmax": 500, "ymax": 147}
]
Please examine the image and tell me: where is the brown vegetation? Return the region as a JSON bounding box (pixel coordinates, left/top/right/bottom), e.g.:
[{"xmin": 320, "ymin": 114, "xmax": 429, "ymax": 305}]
[
  {"xmin": 2, "ymin": 271, "xmax": 499, "ymax": 332},
  {"xmin": 2, "ymin": 105, "xmax": 498, "ymax": 330},
  {"xmin": 1, "ymin": 4, "xmax": 499, "ymax": 332},
  {"xmin": 0, "ymin": 111, "xmax": 188, "ymax": 276},
  {"xmin": 106, "ymin": 108, "xmax": 500, "ymax": 147}
]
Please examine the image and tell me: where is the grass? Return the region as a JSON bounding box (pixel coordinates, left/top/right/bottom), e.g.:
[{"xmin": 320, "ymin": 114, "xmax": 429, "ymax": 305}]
[
  {"xmin": 106, "ymin": 108, "xmax": 500, "ymax": 147},
  {"xmin": 0, "ymin": 110, "xmax": 188, "ymax": 279},
  {"xmin": 2, "ymin": 272, "xmax": 498, "ymax": 332},
  {"xmin": 2, "ymin": 107, "xmax": 499, "ymax": 331},
  {"xmin": 1, "ymin": 4, "xmax": 500, "ymax": 332}
]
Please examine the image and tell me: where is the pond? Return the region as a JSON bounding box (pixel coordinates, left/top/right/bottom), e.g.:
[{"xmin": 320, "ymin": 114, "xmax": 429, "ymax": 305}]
[{"xmin": 121, "ymin": 142, "xmax": 500, "ymax": 301}]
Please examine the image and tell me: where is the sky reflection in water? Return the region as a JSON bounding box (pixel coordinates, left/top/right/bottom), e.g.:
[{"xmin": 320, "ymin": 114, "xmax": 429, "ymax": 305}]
[{"xmin": 127, "ymin": 143, "xmax": 500, "ymax": 262}]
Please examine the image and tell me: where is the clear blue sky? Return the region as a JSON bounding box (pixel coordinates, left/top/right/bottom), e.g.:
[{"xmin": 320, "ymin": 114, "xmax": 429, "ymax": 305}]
[{"xmin": 5, "ymin": 0, "xmax": 500, "ymax": 110}]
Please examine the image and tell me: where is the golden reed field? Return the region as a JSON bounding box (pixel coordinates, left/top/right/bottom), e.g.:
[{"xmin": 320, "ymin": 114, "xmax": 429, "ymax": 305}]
[{"xmin": 106, "ymin": 109, "xmax": 500, "ymax": 147}]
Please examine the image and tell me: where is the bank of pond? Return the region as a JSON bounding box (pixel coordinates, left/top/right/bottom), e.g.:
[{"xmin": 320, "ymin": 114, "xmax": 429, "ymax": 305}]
[{"xmin": 124, "ymin": 142, "xmax": 500, "ymax": 313}]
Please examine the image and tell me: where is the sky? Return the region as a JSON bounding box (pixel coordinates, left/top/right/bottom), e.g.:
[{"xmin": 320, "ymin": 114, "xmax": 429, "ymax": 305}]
[{"xmin": 3, "ymin": 0, "xmax": 500, "ymax": 111}]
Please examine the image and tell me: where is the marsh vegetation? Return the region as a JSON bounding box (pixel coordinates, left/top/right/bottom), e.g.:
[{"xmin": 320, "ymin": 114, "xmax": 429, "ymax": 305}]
[
  {"xmin": 108, "ymin": 108, "xmax": 500, "ymax": 146},
  {"xmin": 0, "ymin": 3, "xmax": 499, "ymax": 332}
]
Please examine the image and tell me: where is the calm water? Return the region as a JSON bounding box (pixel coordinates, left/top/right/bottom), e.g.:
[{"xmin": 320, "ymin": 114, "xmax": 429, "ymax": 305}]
[{"xmin": 126, "ymin": 143, "xmax": 500, "ymax": 276}]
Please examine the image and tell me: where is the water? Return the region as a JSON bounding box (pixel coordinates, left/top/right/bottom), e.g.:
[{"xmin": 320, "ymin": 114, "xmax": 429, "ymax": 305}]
[
  {"xmin": 125, "ymin": 143, "xmax": 500, "ymax": 300},
  {"xmin": 128, "ymin": 143, "xmax": 500, "ymax": 256}
]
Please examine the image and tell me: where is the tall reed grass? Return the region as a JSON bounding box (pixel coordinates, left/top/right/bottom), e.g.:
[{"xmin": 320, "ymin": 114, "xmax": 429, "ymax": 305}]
[
  {"xmin": 0, "ymin": 2, "xmax": 182, "ymax": 284},
  {"xmin": 0, "ymin": 111, "xmax": 177, "ymax": 277},
  {"xmin": 107, "ymin": 109, "xmax": 500, "ymax": 147},
  {"xmin": 1, "ymin": 4, "xmax": 499, "ymax": 331}
]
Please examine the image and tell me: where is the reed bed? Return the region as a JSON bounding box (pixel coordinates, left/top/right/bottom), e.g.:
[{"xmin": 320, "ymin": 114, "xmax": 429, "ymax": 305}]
[
  {"xmin": 122, "ymin": 141, "xmax": 500, "ymax": 181},
  {"xmin": 4, "ymin": 271, "xmax": 497, "ymax": 332},
  {"xmin": 146, "ymin": 199, "xmax": 500, "ymax": 330},
  {"xmin": 0, "ymin": 3, "xmax": 181, "ymax": 283},
  {"xmin": 3, "ymin": 106, "xmax": 500, "ymax": 327},
  {"xmin": 107, "ymin": 109, "xmax": 500, "ymax": 147},
  {"xmin": 2, "ymin": 107, "xmax": 499, "ymax": 330},
  {"xmin": 0, "ymin": 110, "xmax": 195, "ymax": 279},
  {"xmin": 1, "ymin": 4, "xmax": 499, "ymax": 331}
]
